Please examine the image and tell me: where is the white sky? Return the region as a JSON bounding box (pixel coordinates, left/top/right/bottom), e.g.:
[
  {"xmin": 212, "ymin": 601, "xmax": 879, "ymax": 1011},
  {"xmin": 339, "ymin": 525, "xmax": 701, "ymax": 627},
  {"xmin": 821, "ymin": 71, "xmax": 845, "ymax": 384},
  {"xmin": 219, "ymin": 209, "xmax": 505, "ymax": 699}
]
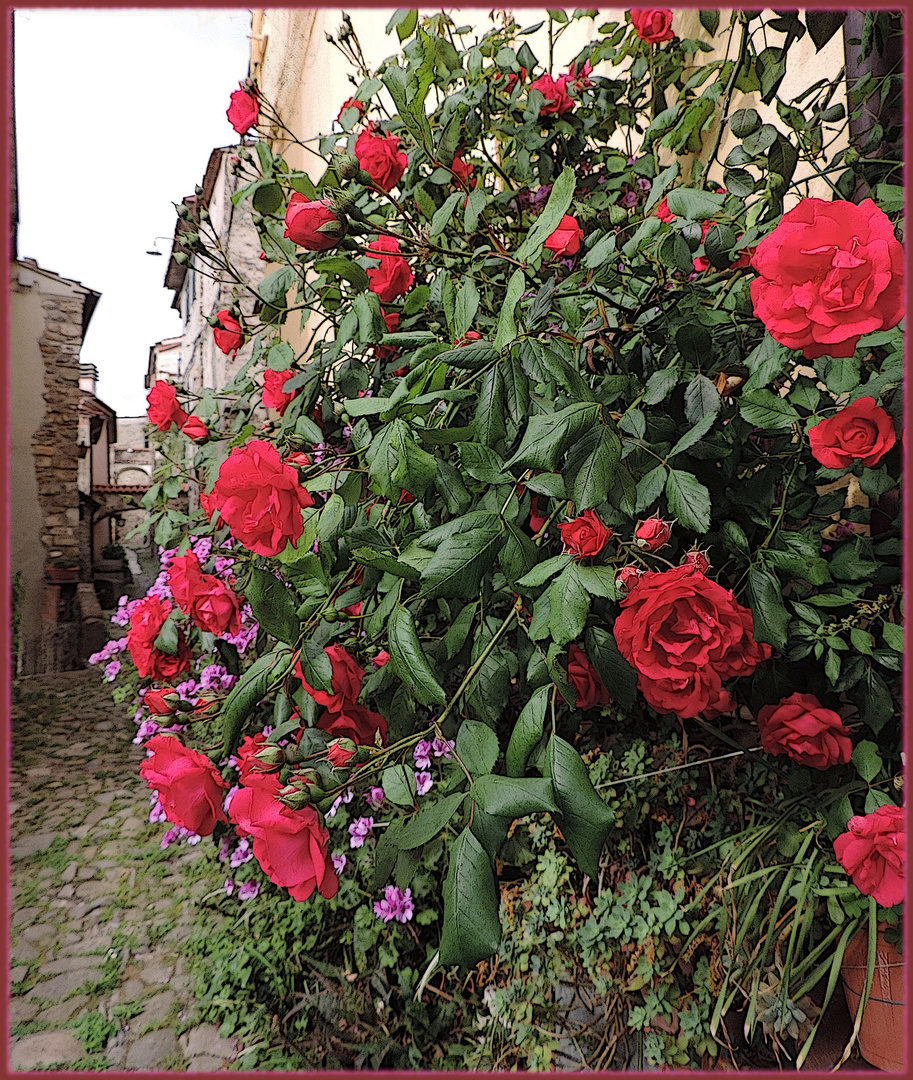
[{"xmin": 14, "ymin": 8, "xmax": 253, "ymax": 416}]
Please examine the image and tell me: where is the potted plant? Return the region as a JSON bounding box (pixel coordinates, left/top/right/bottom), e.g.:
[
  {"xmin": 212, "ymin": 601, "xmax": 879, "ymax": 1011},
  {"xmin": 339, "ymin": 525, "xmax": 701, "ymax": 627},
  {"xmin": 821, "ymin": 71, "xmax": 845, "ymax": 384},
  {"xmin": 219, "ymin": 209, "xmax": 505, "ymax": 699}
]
[
  {"xmin": 47, "ymin": 557, "xmax": 80, "ymax": 583},
  {"xmin": 95, "ymin": 543, "xmax": 127, "ymax": 573}
]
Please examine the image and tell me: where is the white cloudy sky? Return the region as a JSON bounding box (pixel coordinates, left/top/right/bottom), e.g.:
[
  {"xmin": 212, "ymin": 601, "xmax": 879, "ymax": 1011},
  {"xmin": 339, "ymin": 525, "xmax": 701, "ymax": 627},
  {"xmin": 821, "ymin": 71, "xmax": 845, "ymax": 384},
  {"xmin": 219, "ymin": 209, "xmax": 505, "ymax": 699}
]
[{"xmin": 14, "ymin": 8, "xmax": 252, "ymax": 416}]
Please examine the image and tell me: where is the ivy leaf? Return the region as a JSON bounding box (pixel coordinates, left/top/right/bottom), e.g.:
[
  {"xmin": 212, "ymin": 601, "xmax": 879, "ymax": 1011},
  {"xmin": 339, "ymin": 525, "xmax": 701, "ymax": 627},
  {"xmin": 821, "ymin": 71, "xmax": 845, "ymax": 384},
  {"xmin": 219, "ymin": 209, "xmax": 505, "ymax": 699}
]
[
  {"xmin": 455, "ymin": 719, "xmax": 500, "ymax": 776},
  {"xmin": 394, "ymin": 791, "xmax": 467, "ymax": 850},
  {"xmin": 665, "ymin": 469, "xmax": 711, "ymax": 533},
  {"xmin": 562, "ymin": 423, "xmax": 622, "ymax": 511},
  {"xmin": 439, "ymin": 827, "xmax": 502, "ymax": 967},
  {"xmin": 505, "ymin": 684, "xmax": 550, "ymax": 777},
  {"xmin": 246, "ymin": 566, "xmax": 302, "ymax": 645},
  {"xmin": 544, "ymin": 735, "xmax": 614, "ymax": 879},
  {"xmin": 388, "ymin": 605, "xmax": 447, "ymax": 706},
  {"xmin": 747, "ymin": 566, "xmax": 790, "ymax": 650}
]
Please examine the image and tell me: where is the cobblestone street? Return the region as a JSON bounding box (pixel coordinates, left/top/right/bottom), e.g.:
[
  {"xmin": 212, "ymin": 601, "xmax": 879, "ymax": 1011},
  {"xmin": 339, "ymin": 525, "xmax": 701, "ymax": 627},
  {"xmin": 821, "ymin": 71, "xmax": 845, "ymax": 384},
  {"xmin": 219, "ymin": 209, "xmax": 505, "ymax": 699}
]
[{"xmin": 9, "ymin": 669, "xmax": 238, "ymax": 1072}]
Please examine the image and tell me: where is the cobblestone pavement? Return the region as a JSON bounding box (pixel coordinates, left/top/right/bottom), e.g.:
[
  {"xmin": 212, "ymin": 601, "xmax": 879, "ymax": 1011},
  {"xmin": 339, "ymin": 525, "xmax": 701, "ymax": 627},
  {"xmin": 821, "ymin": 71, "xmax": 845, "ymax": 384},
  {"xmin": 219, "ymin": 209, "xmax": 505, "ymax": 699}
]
[{"xmin": 9, "ymin": 669, "xmax": 238, "ymax": 1072}]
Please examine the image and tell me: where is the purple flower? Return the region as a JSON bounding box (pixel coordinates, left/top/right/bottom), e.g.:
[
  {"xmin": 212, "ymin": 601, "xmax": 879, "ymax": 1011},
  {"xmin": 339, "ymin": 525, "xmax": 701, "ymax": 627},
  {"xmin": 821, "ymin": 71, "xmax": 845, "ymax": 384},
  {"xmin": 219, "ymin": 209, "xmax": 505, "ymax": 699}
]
[
  {"xmin": 332, "ymin": 852, "xmax": 347, "ymax": 874},
  {"xmin": 327, "ymin": 787, "xmax": 354, "ymax": 819},
  {"xmin": 532, "ymin": 184, "xmax": 553, "ymax": 208},
  {"xmin": 238, "ymin": 880, "xmax": 260, "ymax": 901},
  {"xmin": 415, "ymin": 771, "xmax": 433, "ymax": 796},
  {"xmin": 224, "ymin": 877, "xmax": 235, "ymax": 896},
  {"xmin": 160, "ymin": 824, "xmax": 201, "ymax": 849},
  {"xmin": 620, "ymin": 190, "xmax": 638, "ymax": 209},
  {"xmin": 229, "ymin": 837, "xmax": 254, "ymax": 868},
  {"xmin": 217, "ymin": 835, "xmax": 233, "ymax": 863},
  {"xmin": 199, "ymin": 664, "xmax": 238, "ymax": 693},
  {"xmin": 213, "ymin": 555, "xmax": 235, "ymax": 578},
  {"xmin": 413, "ymin": 740, "xmax": 433, "ymax": 769},
  {"xmin": 373, "ymin": 885, "xmax": 415, "ymax": 924},
  {"xmin": 223, "ymin": 784, "xmax": 240, "ymax": 813},
  {"xmin": 103, "ymin": 660, "xmax": 121, "ymax": 682},
  {"xmin": 191, "ymin": 535, "xmax": 213, "ymax": 561},
  {"xmin": 636, "ymin": 177, "xmax": 651, "ymax": 192},
  {"xmin": 149, "ymin": 797, "xmax": 167, "ymax": 825},
  {"xmin": 348, "ymin": 816, "xmax": 375, "ymax": 849},
  {"xmin": 431, "ymin": 736, "xmax": 454, "ymax": 759},
  {"xmin": 133, "ymin": 719, "xmax": 160, "ymax": 745},
  {"xmin": 365, "ymin": 786, "xmax": 386, "ymax": 809}
]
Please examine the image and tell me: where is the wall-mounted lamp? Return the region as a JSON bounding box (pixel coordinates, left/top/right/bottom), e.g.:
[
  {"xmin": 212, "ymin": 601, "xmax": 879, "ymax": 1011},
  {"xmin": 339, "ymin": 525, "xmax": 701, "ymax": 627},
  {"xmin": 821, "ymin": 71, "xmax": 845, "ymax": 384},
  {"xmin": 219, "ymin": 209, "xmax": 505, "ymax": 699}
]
[{"xmin": 145, "ymin": 237, "xmax": 173, "ymax": 256}]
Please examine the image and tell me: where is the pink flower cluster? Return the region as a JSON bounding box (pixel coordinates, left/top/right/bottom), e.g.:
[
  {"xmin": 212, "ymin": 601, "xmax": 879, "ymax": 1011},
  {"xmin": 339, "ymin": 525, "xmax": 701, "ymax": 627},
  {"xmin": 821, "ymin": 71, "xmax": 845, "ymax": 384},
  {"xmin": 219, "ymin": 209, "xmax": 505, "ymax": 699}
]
[{"xmin": 374, "ymin": 884, "xmax": 415, "ymax": 923}]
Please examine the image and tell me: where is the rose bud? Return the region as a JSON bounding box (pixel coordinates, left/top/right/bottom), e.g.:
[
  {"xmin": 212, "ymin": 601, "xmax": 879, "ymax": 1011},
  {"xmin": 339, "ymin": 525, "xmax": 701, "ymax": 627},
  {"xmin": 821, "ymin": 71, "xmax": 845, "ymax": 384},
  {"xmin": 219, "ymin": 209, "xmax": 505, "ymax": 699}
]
[
  {"xmin": 283, "ymin": 194, "xmax": 346, "ymax": 251},
  {"xmin": 334, "ymin": 151, "xmax": 361, "ymax": 180},
  {"xmin": 144, "ymin": 689, "xmax": 180, "ymax": 715},
  {"xmin": 558, "ymin": 509, "xmax": 613, "ymax": 559},
  {"xmin": 635, "ymin": 517, "xmax": 673, "ymax": 551},
  {"xmin": 212, "ymin": 311, "xmax": 244, "ymax": 356},
  {"xmin": 277, "ymin": 784, "xmax": 314, "ymax": 810},
  {"xmin": 180, "ymin": 416, "xmax": 210, "ymax": 441},
  {"xmin": 252, "ymin": 744, "xmax": 286, "ymax": 772},
  {"xmin": 615, "ymin": 566, "xmax": 643, "ymax": 593},
  {"xmin": 681, "ymin": 548, "xmax": 710, "ymax": 574},
  {"xmin": 454, "ymin": 330, "xmax": 483, "ymax": 348},
  {"xmin": 327, "ymin": 738, "xmax": 357, "ymax": 768},
  {"xmin": 191, "ymin": 695, "xmax": 221, "ymax": 718}
]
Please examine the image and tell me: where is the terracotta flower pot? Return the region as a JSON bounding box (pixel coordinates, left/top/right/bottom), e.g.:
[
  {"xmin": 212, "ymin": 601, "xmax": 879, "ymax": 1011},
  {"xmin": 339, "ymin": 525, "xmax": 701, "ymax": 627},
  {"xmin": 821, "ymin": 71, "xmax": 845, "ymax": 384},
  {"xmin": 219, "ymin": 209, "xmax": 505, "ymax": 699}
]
[
  {"xmin": 47, "ymin": 566, "xmax": 79, "ymax": 583},
  {"xmin": 840, "ymin": 927, "xmax": 905, "ymax": 1071}
]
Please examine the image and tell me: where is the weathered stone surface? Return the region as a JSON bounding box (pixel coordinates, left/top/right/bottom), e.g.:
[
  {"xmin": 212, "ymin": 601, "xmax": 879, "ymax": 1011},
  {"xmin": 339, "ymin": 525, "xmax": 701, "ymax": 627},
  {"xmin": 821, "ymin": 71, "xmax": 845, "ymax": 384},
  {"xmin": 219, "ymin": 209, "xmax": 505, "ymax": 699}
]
[
  {"xmin": 180, "ymin": 1023, "xmax": 236, "ymax": 1060},
  {"xmin": 37, "ymin": 993, "xmax": 90, "ymax": 1024},
  {"xmin": 134, "ymin": 989, "xmax": 179, "ymax": 1028},
  {"xmin": 186, "ymin": 1054, "xmax": 230, "ymax": 1071},
  {"xmin": 40, "ymin": 955, "xmax": 106, "ymax": 976},
  {"xmin": 124, "ymin": 1029, "xmax": 181, "ymax": 1070},
  {"xmin": 10, "ymin": 1030, "xmax": 84, "ymax": 1069},
  {"xmin": 26, "ymin": 969, "xmax": 101, "ymax": 1000}
]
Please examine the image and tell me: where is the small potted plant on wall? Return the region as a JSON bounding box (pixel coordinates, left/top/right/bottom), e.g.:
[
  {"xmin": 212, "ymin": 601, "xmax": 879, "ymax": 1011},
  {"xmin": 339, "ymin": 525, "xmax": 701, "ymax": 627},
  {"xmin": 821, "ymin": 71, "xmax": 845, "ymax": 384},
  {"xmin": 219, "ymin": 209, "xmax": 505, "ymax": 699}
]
[
  {"xmin": 95, "ymin": 544, "xmax": 127, "ymax": 573},
  {"xmin": 47, "ymin": 556, "xmax": 80, "ymax": 583}
]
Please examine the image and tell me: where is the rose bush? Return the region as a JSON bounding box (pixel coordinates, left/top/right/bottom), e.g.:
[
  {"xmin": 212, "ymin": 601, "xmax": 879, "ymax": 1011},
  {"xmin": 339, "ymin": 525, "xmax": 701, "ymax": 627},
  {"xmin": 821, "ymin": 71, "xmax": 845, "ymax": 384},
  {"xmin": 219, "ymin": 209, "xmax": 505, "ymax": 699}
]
[
  {"xmin": 101, "ymin": 8, "xmax": 902, "ymax": 1070},
  {"xmin": 140, "ymin": 734, "xmax": 229, "ymax": 836}
]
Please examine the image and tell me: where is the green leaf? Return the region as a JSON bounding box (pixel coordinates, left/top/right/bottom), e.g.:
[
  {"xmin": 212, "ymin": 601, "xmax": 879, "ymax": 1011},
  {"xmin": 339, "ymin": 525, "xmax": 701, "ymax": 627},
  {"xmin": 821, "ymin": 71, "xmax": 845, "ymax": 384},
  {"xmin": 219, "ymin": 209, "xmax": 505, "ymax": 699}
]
[
  {"xmin": 472, "ymin": 775, "xmax": 558, "ymax": 817},
  {"xmin": 439, "ymin": 827, "xmax": 502, "ymax": 967},
  {"xmin": 220, "ymin": 649, "xmax": 295, "ymax": 758},
  {"xmin": 544, "ymin": 734, "xmax": 614, "ymax": 879},
  {"xmin": 747, "ymin": 567, "xmax": 790, "ymax": 650},
  {"xmin": 881, "ymin": 621, "xmax": 903, "ymax": 652},
  {"xmin": 390, "ymin": 421, "xmax": 438, "ymax": 498},
  {"xmin": 664, "ymin": 188, "xmax": 726, "ymax": 220},
  {"xmin": 265, "ymin": 341, "xmax": 295, "ymax": 372},
  {"xmin": 473, "ymin": 366, "xmax": 507, "ymax": 449},
  {"xmin": 315, "ymin": 493, "xmax": 345, "ymax": 543},
  {"xmin": 515, "ymin": 165, "xmax": 576, "ymax": 263},
  {"xmin": 457, "ymin": 442, "xmax": 511, "ymax": 484},
  {"xmin": 295, "ymin": 639, "xmax": 334, "ymax": 694},
  {"xmin": 643, "ymin": 161, "xmax": 679, "ymax": 215},
  {"xmin": 742, "ymin": 335, "xmax": 788, "ymax": 393},
  {"xmin": 429, "ymin": 191, "xmax": 464, "ymax": 239},
  {"xmin": 394, "ymin": 791, "xmax": 467, "ymax": 850},
  {"xmin": 382, "ymin": 763, "xmax": 418, "ymax": 806},
  {"xmin": 388, "ymin": 604, "xmax": 447, "ymax": 706},
  {"xmin": 699, "ymin": 9, "xmax": 720, "ymax": 37},
  {"xmin": 506, "ymin": 402, "xmax": 601, "ymax": 471},
  {"xmin": 703, "ymin": 223, "xmax": 738, "ymax": 270},
  {"xmin": 676, "ymin": 324, "xmax": 713, "ymax": 366},
  {"xmin": 668, "ymin": 412, "xmax": 716, "ymax": 458},
  {"xmin": 755, "ymin": 46, "xmax": 786, "ymax": 104},
  {"xmin": 314, "ymin": 256, "xmax": 369, "ymax": 292},
  {"xmin": 246, "ymin": 567, "xmax": 302, "ymax": 645},
  {"xmin": 419, "ymin": 520, "xmax": 504, "ymax": 600},
  {"xmin": 152, "ymin": 612, "xmax": 180, "ymax": 655},
  {"xmin": 455, "ymin": 718, "xmax": 500, "ymax": 776},
  {"xmin": 493, "ymin": 268, "xmax": 527, "ymax": 351},
  {"xmin": 820, "ymin": 355, "xmax": 861, "ymax": 395},
  {"xmin": 739, "ymin": 389, "xmax": 800, "ymax": 429},
  {"xmin": 643, "ymin": 366, "xmax": 679, "ymax": 406},
  {"xmin": 805, "ymin": 10, "xmax": 846, "ymax": 50},
  {"xmin": 634, "ymin": 465, "xmax": 667, "ymax": 514},
  {"xmin": 665, "ymin": 469, "xmax": 711, "ymax": 533},
  {"xmin": 851, "ymin": 740, "xmax": 883, "ymax": 784},
  {"xmin": 517, "ymin": 553, "xmax": 572, "ymax": 588},
  {"xmin": 506, "ymin": 684, "xmax": 550, "ymax": 777},
  {"xmin": 351, "ymin": 546, "xmax": 421, "ymax": 581},
  {"xmin": 562, "ymin": 423, "xmax": 622, "ymax": 511},
  {"xmin": 463, "ymin": 188, "xmax": 487, "ymax": 233},
  {"xmin": 547, "ymin": 566, "xmax": 591, "ymax": 647}
]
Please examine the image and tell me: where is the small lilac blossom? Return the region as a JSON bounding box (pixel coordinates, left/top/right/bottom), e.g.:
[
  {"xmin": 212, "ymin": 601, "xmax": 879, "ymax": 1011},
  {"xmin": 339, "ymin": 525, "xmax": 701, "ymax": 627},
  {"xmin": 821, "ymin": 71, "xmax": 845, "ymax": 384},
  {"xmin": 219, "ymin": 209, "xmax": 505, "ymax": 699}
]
[
  {"xmin": 636, "ymin": 177, "xmax": 651, "ymax": 192},
  {"xmin": 620, "ymin": 189, "xmax": 638, "ymax": 209},
  {"xmin": 103, "ymin": 660, "xmax": 121, "ymax": 682},
  {"xmin": 133, "ymin": 720, "xmax": 160, "ymax": 745},
  {"xmin": 327, "ymin": 786, "xmax": 354, "ymax": 818},
  {"xmin": 199, "ymin": 664, "xmax": 238, "ymax": 693},
  {"xmin": 217, "ymin": 835, "xmax": 233, "ymax": 863},
  {"xmin": 229, "ymin": 837, "xmax": 254, "ymax": 868},
  {"xmin": 348, "ymin": 816, "xmax": 375, "ymax": 849},
  {"xmin": 160, "ymin": 825, "xmax": 201, "ymax": 849},
  {"xmin": 365, "ymin": 786, "xmax": 385, "ymax": 810},
  {"xmin": 431, "ymin": 736, "xmax": 454, "ymax": 759},
  {"xmin": 224, "ymin": 877, "xmax": 235, "ymax": 896},
  {"xmin": 149, "ymin": 799, "xmax": 167, "ymax": 825},
  {"xmin": 332, "ymin": 852, "xmax": 347, "ymax": 874},
  {"xmin": 413, "ymin": 740, "xmax": 433, "ymax": 769},
  {"xmin": 373, "ymin": 885, "xmax": 415, "ymax": 924},
  {"xmin": 415, "ymin": 771, "xmax": 433, "ymax": 796},
  {"xmin": 238, "ymin": 880, "xmax": 260, "ymax": 901},
  {"xmin": 223, "ymin": 785, "xmax": 239, "ymax": 813},
  {"xmin": 191, "ymin": 535, "xmax": 213, "ymax": 561}
]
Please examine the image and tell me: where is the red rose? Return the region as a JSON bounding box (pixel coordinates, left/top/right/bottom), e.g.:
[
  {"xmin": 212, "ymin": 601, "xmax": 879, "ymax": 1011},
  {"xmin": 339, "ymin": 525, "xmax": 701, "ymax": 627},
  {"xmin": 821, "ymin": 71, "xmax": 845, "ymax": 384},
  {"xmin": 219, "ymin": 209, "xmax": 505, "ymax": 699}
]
[
  {"xmin": 750, "ymin": 198, "xmax": 904, "ymax": 361},
  {"xmin": 494, "ymin": 67, "xmax": 527, "ymax": 93},
  {"xmin": 234, "ymin": 732, "xmax": 273, "ymax": 787},
  {"xmin": 336, "ymin": 96, "xmax": 366, "ymax": 123},
  {"xmin": 146, "ymin": 381, "xmax": 188, "ymax": 432},
  {"xmin": 317, "ymin": 703, "xmax": 388, "ymax": 747},
  {"xmin": 284, "ymin": 450, "xmax": 311, "ymax": 469},
  {"xmin": 808, "ymin": 396, "xmax": 896, "ymax": 469},
  {"xmin": 635, "ymin": 517, "xmax": 673, "ymax": 551},
  {"xmin": 454, "ymin": 330, "xmax": 482, "ymax": 348},
  {"xmin": 295, "ymin": 644, "xmax": 365, "ymax": 713},
  {"xmin": 544, "ymin": 214, "xmax": 584, "ymax": 257},
  {"xmin": 529, "ymin": 494, "xmax": 548, "ymax": 535},
  {"xmin": 567, "ymin": 643, "xmax": 611, "ymax": 710},
  {"xmin": 199, "ymin": 489, "xmax": 223, "ymax": 528},
  {"xmin": 529, "ymin": 73, "xmax": 575, "ymax": 115},
  {"xmin": 180, "ymin": 416, "xmax": 209, "ymax": 441},
  {"xmin": 833, "ymin": 804, "xmax": 904, "ymax": 908},
  {"xmin": 372, "ymin": 650, "xmax": 391, "ymax": 668},
  {"xmin": 681, "ymin": 548, "xmax": 710, "ymax": 574},
  {"xmin": 375, "ymin": 310, "xmax": 401, "ymax": 364},
  {"xmin": 144, "ymin": 689, "xmax": 178, "ymax": 716},
  {"xmin": 615, "ymin": 565, "xmax": 643, "ymax": 593},
  {"xmin": 229, "ymin": 773, "xmax": 339, "ymax": 901},
  {"xmin": 354, "ymin": 126, "xmax": 408, "ymax": 191},
  {"xmin": 226, "ymin": 84, "xmax": 258, "ymax": 134},
  {"xmin": 168, "ymin": 551, "xmax": 242, "ymax": 637},
  {"xmin": 450, "ymin": 152, "xmax": 475, "ymax": 188},
  {"xmin": 213, "ymin": 310, "xmax": 244, "ymax": 355},
  {"xmin": 757, "ymin": 692, "xmax": 853, "ymax": 770},
  {"xmin": 206, "ymin": 439, "xmax": 314, "ymax": 557},
  {"xmin": 262, "ymin": 368, "xmax": 297, "ymax": 416},
  {"xmin": 283, "ymin": 193, "xmax": 343, "ymax": 251},
  {"xmin": 327, "ymin": 737, "xmax": 357, "ymax": 768},
  {"xmin": 140, "ymin": 734, "xmax": 229, "ymax": 835},
  {"xmin": 366, "ymin": 235, "xmax": 414, "ymax": 303},
  {"xmin": 127, "ymin": 595, "xmax": 192, "ymax": 681},
  {"xmin": 654, "ymin": 198, "xmax": 676, "ymax": 224},
  {"xmin": 630, "ymin": 9, "xmax": 676, "ymax": 43},
  {"xmin": 613, "ymin": 564, "xmax": 771, "ymax": 719},
  {"xmin": 558, "ymin": 509, "xmax": 613, "ymax": 558}
]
